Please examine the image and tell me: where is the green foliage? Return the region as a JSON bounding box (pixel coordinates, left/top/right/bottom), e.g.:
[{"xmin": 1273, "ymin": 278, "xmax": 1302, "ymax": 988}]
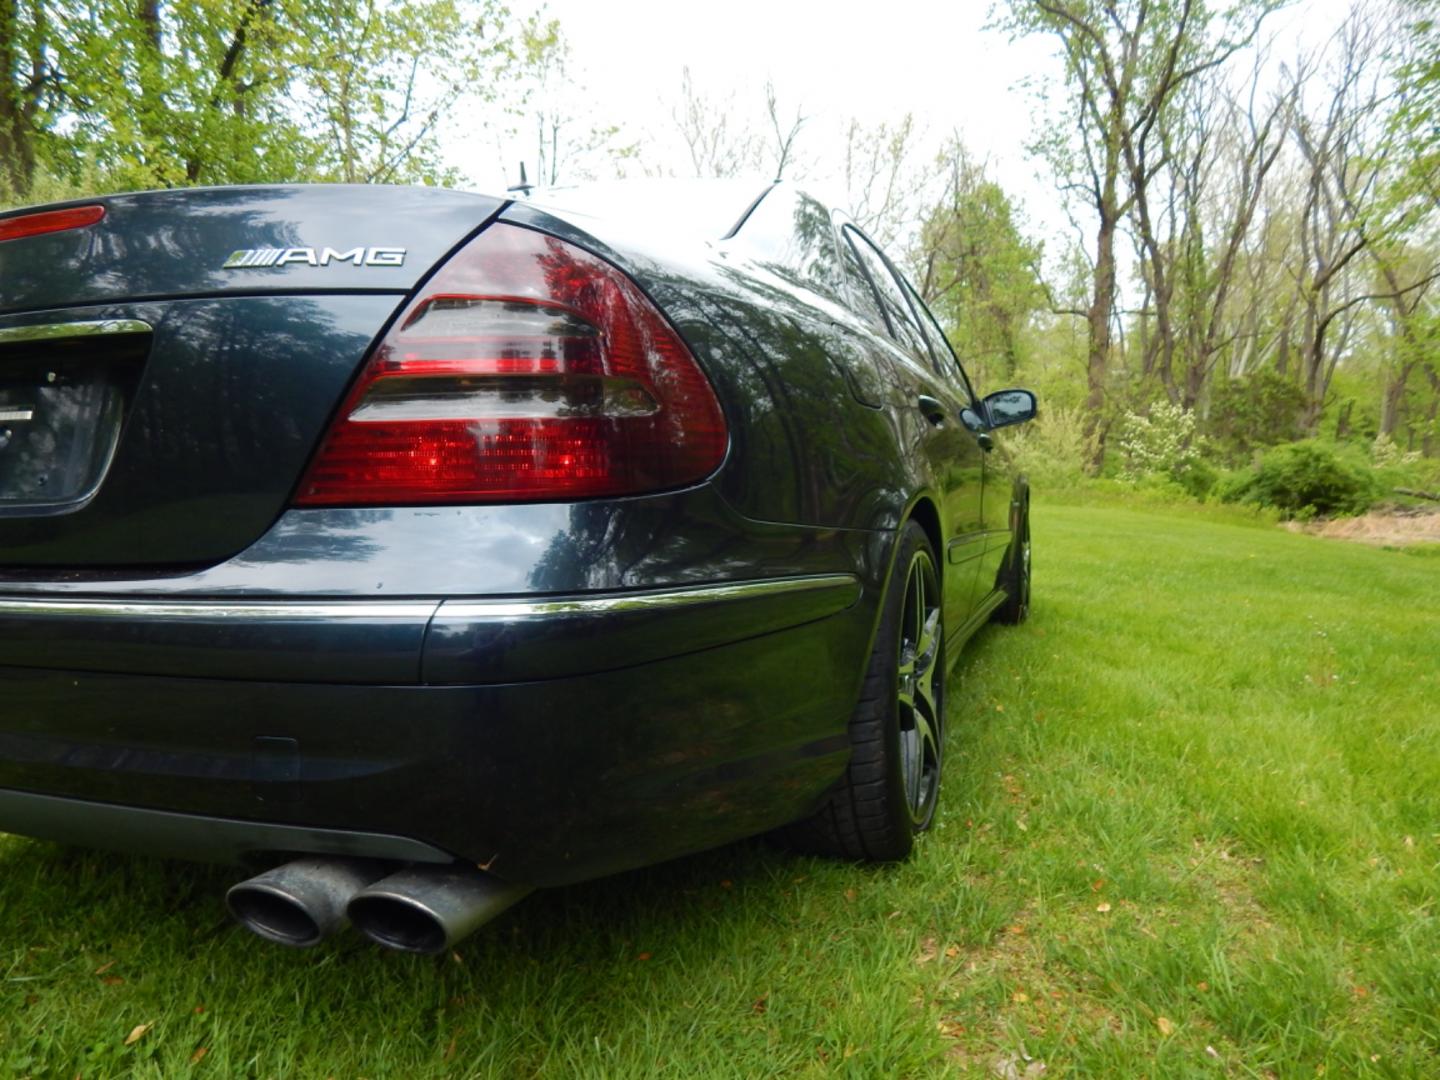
[
  {"xmin": 1383, "ymin": 2, "xmax": 1439, "ymax": 223},
  {"xmin": 1207, "ymin": 370, "xmax": 1309, "ymax": 463},
  {"xmin": 0, "ymin": 165, "xmax": 107, "ymax": 212},
  {"xmin": 1371, "ymin": 435, "xmax": 1440, "ymax": 509},
  {"xmin": 1174, "ymin": 456, "xmax": 1220, "ymax": 498},
  {"xmin": 1006, "ymin": 403, "xmax": 1092, "ymax": 486},
  {"xmin": 0, "ymin": 0, "xmax": 557, "ymax": 200},
  {"xmin": 1012, "ymin": 312, "xmax": 1090, "ymax": 415},
  {"xmin": 915, "ymin": 150, "xmax": 1047, "ymax": 391},
  {"xmin": 1222, "ymin": 440, "xmax": 1378, "ymax": 518}
]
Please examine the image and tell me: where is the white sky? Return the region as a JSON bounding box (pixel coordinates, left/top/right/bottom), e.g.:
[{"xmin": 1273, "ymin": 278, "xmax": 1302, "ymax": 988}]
[{"xmin": 448, "ymin": 0, "xmax": 1364, "ymax": 245}]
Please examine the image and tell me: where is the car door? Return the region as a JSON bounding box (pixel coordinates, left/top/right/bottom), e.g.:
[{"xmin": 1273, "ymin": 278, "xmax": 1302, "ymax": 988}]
[
  {"xmin": 898, "ymin": 280, "xmax": 1015, "ymax": 606},
  {"xmin": 838, "ymin": 223, "xmax": 987, "ymax": 633}
]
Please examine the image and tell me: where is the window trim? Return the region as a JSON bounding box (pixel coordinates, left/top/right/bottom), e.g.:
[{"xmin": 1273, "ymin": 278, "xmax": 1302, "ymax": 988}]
[
  {"xmin": 840, "ymin": 224, "xmax": 929, "ymax": 361},
  {"xmin": 900, "ymin": 275, "xmax": 979, "ymax": 407}
]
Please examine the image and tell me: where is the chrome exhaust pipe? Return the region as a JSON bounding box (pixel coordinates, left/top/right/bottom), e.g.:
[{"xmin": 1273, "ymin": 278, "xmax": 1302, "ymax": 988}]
[
  {"xmin": 226, "ymin": 857, "xmax": 387, "ymax": 948},
  {"xmin": 347, "ymin": 865, "xmax": 531, "ymax": 954}
]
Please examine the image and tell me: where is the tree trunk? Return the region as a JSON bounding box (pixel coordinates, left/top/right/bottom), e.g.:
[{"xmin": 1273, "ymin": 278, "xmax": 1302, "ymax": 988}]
[
  {"xmin": 1335, "ymin": 399, "xmax": 1353, "ymax": 440},
  {"xmin": 1380, "ymin": 361, "xmax": 1417, "ymax": 439},
  {"xmin": 1084, "ymin": 207, "xmax": 1118, "ymax": 473},
  {"xmin": 0, "ymin": 0, "xmax": 37, "ymax": 196},
  {"xmin": 1183, "ymin": 353, "xmax": 1207, "ymax": 409},
  {"xmin": 1375, "ymin": 260, "xmax": 1428, "ymax": 440},
  {"xmin": 1424, "ymin": 369, "xmax": 1440, "ymax": 458},
  {"xmin": 135, "ymin": 0, "xmax": 167, "ymax": 181},
  {"xmin": 1300, "ymin": 297, "xmax": 1327, "ymax": 433}
]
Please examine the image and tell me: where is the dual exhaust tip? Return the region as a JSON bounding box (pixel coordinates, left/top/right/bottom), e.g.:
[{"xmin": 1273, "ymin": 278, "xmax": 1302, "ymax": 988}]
[{"xmin": 225, "ymin": 857, "xmax": 529, "ymax": 954}]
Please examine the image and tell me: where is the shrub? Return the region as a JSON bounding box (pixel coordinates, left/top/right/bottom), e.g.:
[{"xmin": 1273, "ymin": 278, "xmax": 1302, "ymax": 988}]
[
  {"xmin": 1115, "ymin": 402, "xmax": 1205, "ymax": 485},
  {"xmin": 1222, "ymin": 440, "xmax": 1377, "ymax": 518},
  {"xmin": 1007, "ymin": 404, "xmax": 1091, "ymax": 486},
  {"xmin": 1174, "ymin": 457, "xmax": 1220, "ymax": 499},
  {"xmin": 1207, "ymin": 371, "xmax": 1307, "ymax": 463}
]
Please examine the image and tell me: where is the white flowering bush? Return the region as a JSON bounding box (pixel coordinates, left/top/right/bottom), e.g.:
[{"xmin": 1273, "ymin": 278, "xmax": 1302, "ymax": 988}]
[
  {"xmin": 1116, "ymin": 402, "xmax": 1204, "ymax": 483},
  {"xmin": 1371, "ymin": 433, "xmax": 1420, "ymax": 468}
]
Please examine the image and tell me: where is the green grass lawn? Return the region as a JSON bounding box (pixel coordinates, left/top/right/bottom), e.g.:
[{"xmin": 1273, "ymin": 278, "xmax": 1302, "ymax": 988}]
[{"xmin": 3, "ymin": 504, "xmax": 1438, "ymax": 1078}]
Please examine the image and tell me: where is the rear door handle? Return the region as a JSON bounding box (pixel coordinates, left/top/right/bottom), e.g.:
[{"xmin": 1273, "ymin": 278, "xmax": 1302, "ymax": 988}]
[{"xmin": 917, "ymin": 395, "xmax": 947, "ymax": 427}]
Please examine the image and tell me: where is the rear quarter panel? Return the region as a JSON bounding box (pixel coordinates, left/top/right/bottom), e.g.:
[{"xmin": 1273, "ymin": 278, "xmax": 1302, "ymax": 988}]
[{"xmin": 498, "ymin": 202, "xmax": 928, "ymax": 542}]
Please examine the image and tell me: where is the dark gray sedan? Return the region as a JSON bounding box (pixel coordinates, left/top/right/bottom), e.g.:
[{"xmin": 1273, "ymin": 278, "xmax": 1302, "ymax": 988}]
[{"xmin": 0, "ymin": 180, "xmax": 1034, "ymax": 953}]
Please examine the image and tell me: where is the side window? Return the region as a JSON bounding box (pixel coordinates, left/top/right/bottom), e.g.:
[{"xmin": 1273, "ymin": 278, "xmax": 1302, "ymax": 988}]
[
  {"xmin": 841, "ymin": 226, "xmax": 928, "ymax": 360},
  {"xmin": 838, "ymin": 234, "xmax": 888, "ymax": 332},
  {"xmin": 896, "ymin": 277, "xmax": 946, "ymax": 376},
  {"xmin": 902, "ymin": 277, "xmax": 978, "ymax": 405}
]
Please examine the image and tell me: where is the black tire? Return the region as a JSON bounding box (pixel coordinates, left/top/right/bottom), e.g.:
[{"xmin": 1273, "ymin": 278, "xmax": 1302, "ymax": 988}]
[
  {"xmin": 992, "ymin": 501, "xmax": 1030, "ymax": 626},
  {"xmin": 779, "ymin": 520, "xmax": 944, "ymax": 861}
]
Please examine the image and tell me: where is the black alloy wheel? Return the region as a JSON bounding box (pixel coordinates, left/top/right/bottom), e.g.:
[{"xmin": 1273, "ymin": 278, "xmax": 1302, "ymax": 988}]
[
  {"xmin": 777, "ymin": 520, "xmax": 945, "ymax": 860},
  {"xmin": 896, "ymin": 543, "xmax": 943, "ymax": 826}
]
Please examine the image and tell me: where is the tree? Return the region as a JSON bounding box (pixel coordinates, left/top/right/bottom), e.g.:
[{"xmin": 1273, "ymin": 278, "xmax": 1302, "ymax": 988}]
[
  {"xmin": 1386, "ymin": 0, "xmax": 1439, "ymax": 214},
  {"xmin": 999, "ymin": 0, "xmax": 1283, "ymax": 468},
  {"xmin": 671, "ymin": 67, "xmax": 763, "ymax": 180},
  {"xmin": 841, "ymin": 113, "xmax": 937, "ymax": 248},
  {"xmin": 915, "ymin": 144, "xmax": 1046, "ymax": 391},
  {"xmin": 294, "ymin": 0, "xmax": 540, "ymax": 186},
  {"xmin": 1135, "ymin": 46, "xmax": 1296, "ymax": 407},
  {"xmin": 0, "ymin": 0, "xmax": 53, "ymax": 194},
  {"xmin": 669, "ymin": 70, "xmax": 806, "ymax": 183},
  {"xmin": 509, "ymin": 24, "xmax": 638, "ymax": 187},
  {"xmin": 0, "ymin": 0, "xmax": 556, "ymax": 200},
  {"xmin": 1371, "ymin": 1, "xmax": 1440, "ymax": 443}
]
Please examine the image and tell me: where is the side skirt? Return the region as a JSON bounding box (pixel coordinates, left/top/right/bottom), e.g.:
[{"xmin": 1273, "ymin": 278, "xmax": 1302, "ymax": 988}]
[{"xmin": 944, "ymin": 588, "xmax": 1007, "ymax": 671}]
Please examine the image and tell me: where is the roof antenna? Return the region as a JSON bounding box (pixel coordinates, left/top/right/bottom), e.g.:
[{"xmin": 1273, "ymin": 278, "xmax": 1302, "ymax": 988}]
[{"xmin": 507, "ymin": 162, "xmax": 534, "ymax": 196}]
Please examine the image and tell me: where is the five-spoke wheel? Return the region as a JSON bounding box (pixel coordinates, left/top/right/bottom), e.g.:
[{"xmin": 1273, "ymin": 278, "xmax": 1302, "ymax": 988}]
[{"xmin": 896, "ymin": 546, "xmax": 943, "ymax": 826}]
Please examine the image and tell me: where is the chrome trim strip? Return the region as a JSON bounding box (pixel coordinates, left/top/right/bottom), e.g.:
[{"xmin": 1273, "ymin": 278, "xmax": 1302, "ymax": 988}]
[
  {"xmin": 0, "ymin": 575, "xmax": 860, "ymax": 624},
  {"xmin": 441, "ymin": 574, "xmax": 861, "ymax": 620},
  {"xmin": 0, "ymin": 319, "xmax": 152, "ymax": 346},
  {"xmin": 0, "ymin": 598, "xmax": 438, "ymax": 621}
]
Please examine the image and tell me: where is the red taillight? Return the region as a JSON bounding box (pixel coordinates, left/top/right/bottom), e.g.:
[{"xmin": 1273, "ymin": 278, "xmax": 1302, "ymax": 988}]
[
  {"xmin": 0, "ymin": 204, "xmax": 105, "ymax": 244},
  {"xmin": 294, "ymin": 223, "xmax": 727, "ymax": 505}
]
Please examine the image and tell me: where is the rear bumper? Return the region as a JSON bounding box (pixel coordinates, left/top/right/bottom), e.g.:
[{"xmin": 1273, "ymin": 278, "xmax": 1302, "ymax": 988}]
[
  {"xmin": 0, "ymin": 575, "xmax": 870, "ymax": 886},
  {"xmin": 0, "ymin": 574, "xmax": 857, "ymax": 683}
]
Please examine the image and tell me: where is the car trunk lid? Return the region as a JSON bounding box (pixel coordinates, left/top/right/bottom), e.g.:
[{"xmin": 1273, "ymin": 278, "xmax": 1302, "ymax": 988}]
[{"xmin": 0, "ymin": 185, "xmax": 504, "ymax": 568}]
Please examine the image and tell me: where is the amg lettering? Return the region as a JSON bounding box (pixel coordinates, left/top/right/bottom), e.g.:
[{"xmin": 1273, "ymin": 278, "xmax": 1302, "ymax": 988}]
[
  {"xmin": 223, "ymin": 245, "xmax": 407, "ymax": 270},
  {"xmin": 276, "ymin": 248, "xmax": 319, "ymax": 267},
  {"xmin": 320, "ymin": 246, "xmax": 366, "ymax": 266}
]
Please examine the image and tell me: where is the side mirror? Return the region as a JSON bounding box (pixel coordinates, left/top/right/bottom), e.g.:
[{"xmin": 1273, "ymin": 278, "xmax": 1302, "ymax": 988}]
[{"xmin": 982, "ymin": 389, "xmax": 1037, "ymax": 429}]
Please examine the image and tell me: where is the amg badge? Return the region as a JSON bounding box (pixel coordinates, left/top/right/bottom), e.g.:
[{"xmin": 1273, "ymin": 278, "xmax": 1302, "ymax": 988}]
[{"xmin": 223, "ymin": 246, "xmax": 406, "ymax": 269}]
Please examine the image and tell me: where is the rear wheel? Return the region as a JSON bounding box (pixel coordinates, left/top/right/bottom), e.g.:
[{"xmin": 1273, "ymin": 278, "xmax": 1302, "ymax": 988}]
[
  {"xmin": 779, "ymin": 521, "xmax": 944, "ymax": 861},
  {"xmin": 993, "ymin": 502, "xmax": 1030, "ymax": 626}
]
